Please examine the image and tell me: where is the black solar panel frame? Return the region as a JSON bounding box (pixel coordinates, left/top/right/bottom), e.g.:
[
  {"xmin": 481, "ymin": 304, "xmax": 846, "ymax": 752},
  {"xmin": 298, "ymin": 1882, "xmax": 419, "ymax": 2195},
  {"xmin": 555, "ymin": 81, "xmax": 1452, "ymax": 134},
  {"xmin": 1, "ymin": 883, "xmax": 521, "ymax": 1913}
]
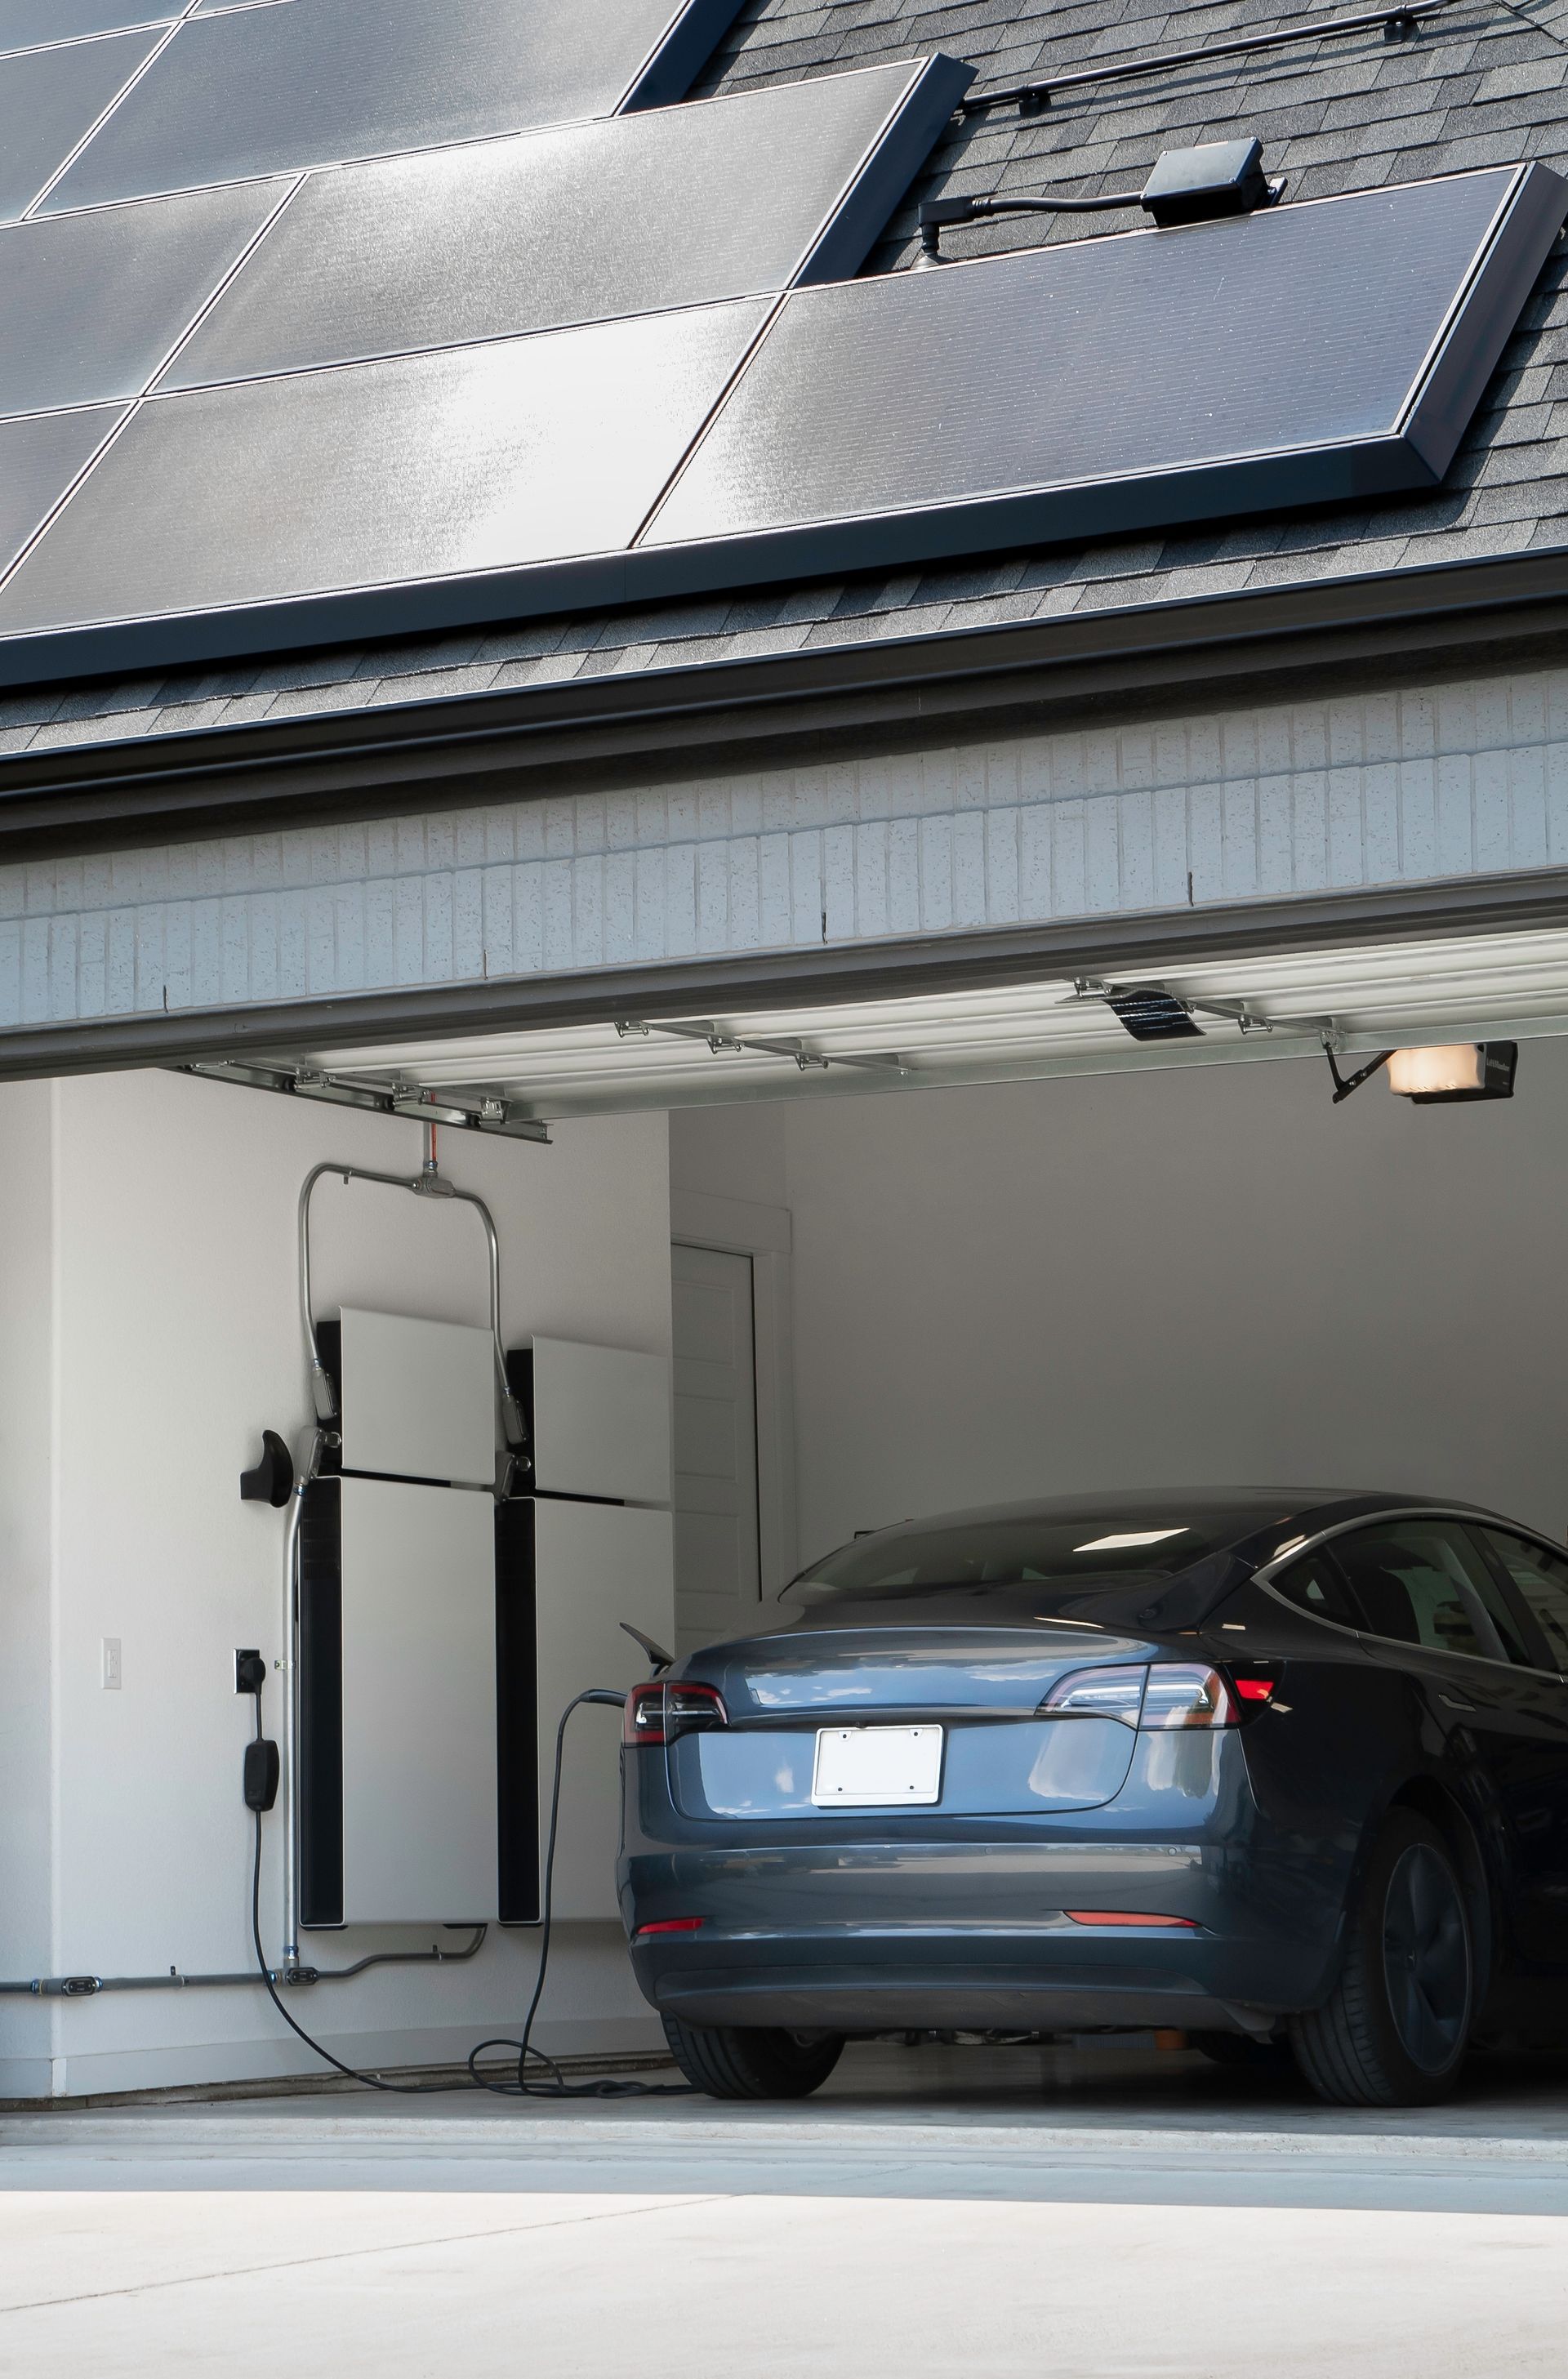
[
  {"xmin": 617, "ymin": 0, "xmax": 755, "ymax": 113},
  {"xmin": 638, "ymin": 163, "xmax": 1568, "ymax": 595},
  {"xmin": 0, "ymin": 162, "xmax": 1557, "ymax": 689}
]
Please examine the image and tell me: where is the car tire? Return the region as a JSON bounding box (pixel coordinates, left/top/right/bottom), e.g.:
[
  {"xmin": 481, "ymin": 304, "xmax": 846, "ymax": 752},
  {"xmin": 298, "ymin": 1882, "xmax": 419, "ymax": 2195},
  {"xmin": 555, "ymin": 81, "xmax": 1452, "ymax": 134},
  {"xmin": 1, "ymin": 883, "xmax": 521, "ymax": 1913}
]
[
  {"xmin": 1290, "ymin": 1810, "xmax": 1474, "ymax": 2108},
  {"xmin": 661, "ymin": 2016, "xmax": 844, "ymax": 2100}
]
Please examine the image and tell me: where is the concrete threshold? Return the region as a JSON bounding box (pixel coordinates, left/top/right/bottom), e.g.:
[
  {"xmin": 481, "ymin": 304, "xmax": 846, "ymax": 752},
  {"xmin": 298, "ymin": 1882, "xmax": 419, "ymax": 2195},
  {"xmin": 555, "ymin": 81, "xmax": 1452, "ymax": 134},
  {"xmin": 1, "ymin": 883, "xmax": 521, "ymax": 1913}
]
[{"xmin": 3, "ymin": 2103, "xmax": 1566, "ymax": 2163}]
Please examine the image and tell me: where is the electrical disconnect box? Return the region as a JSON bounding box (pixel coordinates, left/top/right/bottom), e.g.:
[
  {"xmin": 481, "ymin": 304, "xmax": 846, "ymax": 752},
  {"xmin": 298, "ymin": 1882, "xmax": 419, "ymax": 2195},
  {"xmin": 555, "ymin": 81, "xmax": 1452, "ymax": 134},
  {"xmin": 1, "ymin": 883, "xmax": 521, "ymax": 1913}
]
[{"xmin": 298, "ymin": 1316, "xmax": 673, "ymax": 1930}]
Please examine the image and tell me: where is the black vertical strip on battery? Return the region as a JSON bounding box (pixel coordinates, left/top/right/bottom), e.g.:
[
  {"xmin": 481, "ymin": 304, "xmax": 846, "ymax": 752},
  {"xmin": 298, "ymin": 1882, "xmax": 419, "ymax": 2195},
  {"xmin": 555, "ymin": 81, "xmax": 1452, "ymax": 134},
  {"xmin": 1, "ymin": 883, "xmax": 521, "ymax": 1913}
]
[
  {"xmin": 504, "ymin": 1346, "xmax": 535, "ymax": 1481},
  {"xmin": 298, "ymin": 1475, "xmax": 345, "ymax": 1927},
  {"xmin": 495, "ymin": 1495, "xmax": 541, "ymax": 1925},
  {"xmin": 314, "ymin": 1316, "xmax": 343, "ymax": 1477}
]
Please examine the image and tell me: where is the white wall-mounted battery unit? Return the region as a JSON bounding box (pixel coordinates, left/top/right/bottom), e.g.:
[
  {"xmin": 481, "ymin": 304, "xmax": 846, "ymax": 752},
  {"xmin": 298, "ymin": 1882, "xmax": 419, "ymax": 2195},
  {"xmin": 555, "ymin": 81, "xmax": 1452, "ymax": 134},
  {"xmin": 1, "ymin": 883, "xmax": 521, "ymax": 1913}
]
[
  {"xmin": 509, "ymin": 1335, "xmax": 671, "ymax": 1504},
  {"xmin": 318, "ymin": 1308, "xmax": 495, "ymax": 1486},
  {"xmin": 501, "ymin": 1495, "xmax": 675, "ymax": 1924},
  {"xmin": 299, "ymin": 1474, "xmax": 537, "ymax": 1927}
]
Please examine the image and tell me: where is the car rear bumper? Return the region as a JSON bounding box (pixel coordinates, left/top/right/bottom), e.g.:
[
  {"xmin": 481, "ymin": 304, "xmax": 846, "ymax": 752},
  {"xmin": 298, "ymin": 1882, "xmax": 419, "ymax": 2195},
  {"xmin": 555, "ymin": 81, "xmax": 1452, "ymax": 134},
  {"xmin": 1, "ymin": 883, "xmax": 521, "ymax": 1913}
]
[
  {"xmin": 632, "ymin": 1942, "xmax": 1290, "ymax": 2034},
  {"xmin": 620, "ymin": 1835, "xmax": 1343, "ymax": 2029}
]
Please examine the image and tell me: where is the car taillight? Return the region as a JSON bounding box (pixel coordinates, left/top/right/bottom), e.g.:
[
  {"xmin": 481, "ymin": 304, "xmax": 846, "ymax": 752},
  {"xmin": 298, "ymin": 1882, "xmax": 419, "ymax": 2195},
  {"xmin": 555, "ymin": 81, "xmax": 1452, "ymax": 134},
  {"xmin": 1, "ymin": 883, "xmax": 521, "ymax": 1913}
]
[
  {"xmin": 634, "ymin": 1918, "xmax": 706, "ymax": 1938},
  {"xmin": 1041, "ymin": 1664, "xmax": 1258, "ymax": 1729},
  {"xmin": 1040, "ymin": 1665, "xmax": 1148, "ymax": 1723},
  {"xmin": 1138, "ymin": 1664, "xmax": 1244, "ymax": 1729},
  {"xmin": 621, "ymin": 1681, "xmax": 728, "ymax": 1747}
]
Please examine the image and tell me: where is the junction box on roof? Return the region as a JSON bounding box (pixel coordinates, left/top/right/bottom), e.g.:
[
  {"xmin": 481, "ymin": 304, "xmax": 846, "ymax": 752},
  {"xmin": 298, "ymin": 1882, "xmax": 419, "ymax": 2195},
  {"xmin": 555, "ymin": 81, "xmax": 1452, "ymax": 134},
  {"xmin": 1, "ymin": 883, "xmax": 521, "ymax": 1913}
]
[{"xmin": 1140, "ymin": 138, "xmax": 1275, "ymax": 226}]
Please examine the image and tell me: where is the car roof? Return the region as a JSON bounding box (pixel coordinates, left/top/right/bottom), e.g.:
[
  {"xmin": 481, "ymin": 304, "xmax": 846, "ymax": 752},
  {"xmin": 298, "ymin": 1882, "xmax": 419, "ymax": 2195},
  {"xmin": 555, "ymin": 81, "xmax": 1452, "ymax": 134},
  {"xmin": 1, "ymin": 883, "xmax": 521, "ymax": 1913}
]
[{"xmin": 855, "ymin": 1490, "xmax": 1482, "ymax": 1548}]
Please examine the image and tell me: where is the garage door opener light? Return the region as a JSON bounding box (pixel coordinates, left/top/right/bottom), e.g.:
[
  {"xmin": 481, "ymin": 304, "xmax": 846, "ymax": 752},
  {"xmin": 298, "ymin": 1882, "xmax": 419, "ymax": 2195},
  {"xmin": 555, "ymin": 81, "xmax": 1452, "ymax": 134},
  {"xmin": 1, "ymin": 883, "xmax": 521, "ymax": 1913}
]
[{"xmin": 1324, "ymin": 1039, "xmax": 1518, "ymax": 1104}]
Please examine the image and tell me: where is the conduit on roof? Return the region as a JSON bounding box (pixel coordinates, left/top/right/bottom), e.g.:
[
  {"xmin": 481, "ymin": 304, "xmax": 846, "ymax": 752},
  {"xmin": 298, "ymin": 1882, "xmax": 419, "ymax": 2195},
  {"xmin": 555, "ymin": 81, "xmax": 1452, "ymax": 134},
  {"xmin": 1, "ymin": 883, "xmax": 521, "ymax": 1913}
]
[{"xmin": 960, "ymin": 0, "xmax": 1449, "ymax": 117}]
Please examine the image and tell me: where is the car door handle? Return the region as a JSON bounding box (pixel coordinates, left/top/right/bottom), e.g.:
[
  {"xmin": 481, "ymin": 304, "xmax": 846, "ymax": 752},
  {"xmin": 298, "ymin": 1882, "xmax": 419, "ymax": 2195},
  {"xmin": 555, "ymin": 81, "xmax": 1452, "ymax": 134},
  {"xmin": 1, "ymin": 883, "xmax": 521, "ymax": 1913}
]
[{"xmin": 1439, "ymin": 1693, "xmax": 1477, "ymax": 1712}]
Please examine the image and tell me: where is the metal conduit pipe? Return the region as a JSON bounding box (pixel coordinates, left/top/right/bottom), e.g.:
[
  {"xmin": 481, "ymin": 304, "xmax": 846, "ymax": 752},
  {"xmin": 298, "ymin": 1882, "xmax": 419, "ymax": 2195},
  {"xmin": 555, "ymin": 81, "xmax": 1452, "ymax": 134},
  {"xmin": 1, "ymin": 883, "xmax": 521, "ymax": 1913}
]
[
  {"xmin": 279, "ymin": 1421, "xmax": 318, "ymax": 1971},
  {"xmin": 296, "ymin": 1152, "xmax": 528, "ymax": 1456},
  {"xmin": 0, "ymin": 1929, "xmax": 487, "ymax": 1998}
]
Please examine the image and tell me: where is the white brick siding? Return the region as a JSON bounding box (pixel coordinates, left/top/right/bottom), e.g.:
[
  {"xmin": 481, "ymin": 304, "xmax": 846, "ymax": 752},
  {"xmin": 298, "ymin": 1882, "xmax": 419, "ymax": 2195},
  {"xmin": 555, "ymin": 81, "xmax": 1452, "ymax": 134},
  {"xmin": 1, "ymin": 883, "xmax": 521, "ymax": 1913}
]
[{"xmin": 4, "ymin": 666, "xmax": 1568, "ymax": 1028}]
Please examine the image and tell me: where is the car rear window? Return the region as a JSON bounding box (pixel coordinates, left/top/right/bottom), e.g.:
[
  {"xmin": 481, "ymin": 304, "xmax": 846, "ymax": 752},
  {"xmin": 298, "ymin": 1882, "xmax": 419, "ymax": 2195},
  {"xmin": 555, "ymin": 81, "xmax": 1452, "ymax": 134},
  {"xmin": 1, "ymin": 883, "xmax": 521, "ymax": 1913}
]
[
  {"xmin": 1269, "ymin": 1551, "xmax": 1361, "ymax": 1628},
  {"xmin": 784, "ymin": 1512, "xmax": 1241, "ymax": 1606}
]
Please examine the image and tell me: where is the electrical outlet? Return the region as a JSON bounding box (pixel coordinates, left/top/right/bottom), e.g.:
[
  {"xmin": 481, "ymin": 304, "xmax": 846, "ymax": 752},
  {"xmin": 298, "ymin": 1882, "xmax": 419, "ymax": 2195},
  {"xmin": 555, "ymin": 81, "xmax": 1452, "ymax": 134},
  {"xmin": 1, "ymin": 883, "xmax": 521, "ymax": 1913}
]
[
  {"xmin": 234, "ymin": 1647, "xmax": 265, "ymax": 1695},
  {"xmin": 100, "ymin": 1637, "xmax": 122, "ymax": 1691}
]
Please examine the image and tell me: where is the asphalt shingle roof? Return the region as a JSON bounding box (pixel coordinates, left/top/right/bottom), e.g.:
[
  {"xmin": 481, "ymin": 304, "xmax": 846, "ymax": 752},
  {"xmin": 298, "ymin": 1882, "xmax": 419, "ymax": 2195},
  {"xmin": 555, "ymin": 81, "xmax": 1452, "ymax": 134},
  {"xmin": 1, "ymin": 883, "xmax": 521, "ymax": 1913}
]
[{"xmin": 7, "ymin": 0, "xmax": 1568, "ymax": 764}]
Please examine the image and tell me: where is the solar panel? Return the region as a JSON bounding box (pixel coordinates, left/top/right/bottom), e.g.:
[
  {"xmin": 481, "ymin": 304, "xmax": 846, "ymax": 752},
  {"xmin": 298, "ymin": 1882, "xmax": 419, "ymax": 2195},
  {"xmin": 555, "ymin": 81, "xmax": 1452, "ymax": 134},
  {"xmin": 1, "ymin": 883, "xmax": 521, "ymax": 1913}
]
[
  {"xmin": 0, "ymin": 302, "xmax": 771, "ymax": 651},
  {"xmin": 0, "ymin": 2, "xmax": 174, "ymax": 48},
  {"xmin": 0, "ymin": 178, "xmax": 287, "ymax": 417},
  {"xmin": 0, "ymin": 406, "xmax": 127, "ymax": 577},
  {"xmin": 159, "ymin": 59, "xmax": 969, "ymax": 390},
  {"xmin": 643, "ymin": 165, "xmax": 1566, "ymax": 576},
  {"xmin": 42, "ymin": 0, "xmax": 748, "ymax": 213},
  {"xmin": 0, "ymin": 25, "xmax": 158, "ymax": 221},
  {"xmin": 0, "ymin": 165, "xmax": 1556, "ymax": 688}
]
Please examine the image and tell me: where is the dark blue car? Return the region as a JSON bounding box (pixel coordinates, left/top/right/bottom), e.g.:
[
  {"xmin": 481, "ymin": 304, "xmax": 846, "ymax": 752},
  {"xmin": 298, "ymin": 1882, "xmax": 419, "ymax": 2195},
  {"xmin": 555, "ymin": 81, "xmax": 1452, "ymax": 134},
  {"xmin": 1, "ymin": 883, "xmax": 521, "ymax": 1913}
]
[{"xmin": 619, "ymin": 1490, "xmax": 1568, "ymax": 2106}]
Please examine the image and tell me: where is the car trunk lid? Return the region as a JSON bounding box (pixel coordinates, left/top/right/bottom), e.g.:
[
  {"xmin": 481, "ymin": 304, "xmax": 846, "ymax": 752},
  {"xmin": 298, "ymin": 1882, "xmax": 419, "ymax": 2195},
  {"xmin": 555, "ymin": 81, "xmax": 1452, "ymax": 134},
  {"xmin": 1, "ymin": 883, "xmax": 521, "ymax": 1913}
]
[{"xmin": 670, "ymin": 1621, "xmax": 1158, "ymax": 1821}]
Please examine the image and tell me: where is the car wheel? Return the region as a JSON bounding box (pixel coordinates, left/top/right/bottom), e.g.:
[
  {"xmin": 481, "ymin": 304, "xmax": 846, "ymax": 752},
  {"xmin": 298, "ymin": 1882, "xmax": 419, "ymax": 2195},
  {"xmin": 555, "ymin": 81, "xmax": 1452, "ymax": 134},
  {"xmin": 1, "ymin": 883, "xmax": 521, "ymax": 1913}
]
[
  {"xmin": 1290, "ymin": 1810, "xmax": 1474, "ymax": 2107},
  {"xmin": 661, "ymin": 2016, "xmax": 844, "ymax": 2100}
]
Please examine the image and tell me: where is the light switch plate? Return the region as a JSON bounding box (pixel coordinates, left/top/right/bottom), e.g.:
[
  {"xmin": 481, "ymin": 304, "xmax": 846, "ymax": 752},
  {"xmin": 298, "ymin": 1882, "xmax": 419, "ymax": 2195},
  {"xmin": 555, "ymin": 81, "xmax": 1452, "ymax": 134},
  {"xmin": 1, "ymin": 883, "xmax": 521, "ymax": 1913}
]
[{"xmin": 101, "ymin": 1637, "xmax": 122, "ymax": 1691}]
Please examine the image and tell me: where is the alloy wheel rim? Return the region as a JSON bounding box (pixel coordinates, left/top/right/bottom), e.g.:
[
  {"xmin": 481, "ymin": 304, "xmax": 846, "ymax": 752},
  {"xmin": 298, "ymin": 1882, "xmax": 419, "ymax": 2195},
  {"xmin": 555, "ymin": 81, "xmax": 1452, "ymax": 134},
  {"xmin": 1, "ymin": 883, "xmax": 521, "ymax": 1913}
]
[{"xmin": 1380, "ymin": 1842, "xmax": 1471, "ymax": 2074}]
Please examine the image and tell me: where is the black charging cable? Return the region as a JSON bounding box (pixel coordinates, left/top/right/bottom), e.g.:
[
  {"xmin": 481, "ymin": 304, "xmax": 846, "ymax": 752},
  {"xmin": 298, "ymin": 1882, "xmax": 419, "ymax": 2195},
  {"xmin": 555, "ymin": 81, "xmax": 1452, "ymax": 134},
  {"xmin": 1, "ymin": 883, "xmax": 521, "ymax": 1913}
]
[
  {"xmin": 247, "ymin": 1694, "xmax": 473, "ymax": 2096},
  {"xmin": 246, "ymin": 1682, "xmax": 691, "ymax": 2099},
  {"xmin": 466, "ymin": 1691, "xmax": 693, "ymax": 2098}
]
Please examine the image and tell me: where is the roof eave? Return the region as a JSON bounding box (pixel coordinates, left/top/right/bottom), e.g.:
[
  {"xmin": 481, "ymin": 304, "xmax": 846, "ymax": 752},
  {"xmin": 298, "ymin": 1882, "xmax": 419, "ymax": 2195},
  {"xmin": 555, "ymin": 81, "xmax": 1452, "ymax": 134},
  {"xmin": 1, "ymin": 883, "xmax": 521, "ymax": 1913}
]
[{"xmin": 5, "ymin": 540, "xmax": 1568, "ymax": 857}]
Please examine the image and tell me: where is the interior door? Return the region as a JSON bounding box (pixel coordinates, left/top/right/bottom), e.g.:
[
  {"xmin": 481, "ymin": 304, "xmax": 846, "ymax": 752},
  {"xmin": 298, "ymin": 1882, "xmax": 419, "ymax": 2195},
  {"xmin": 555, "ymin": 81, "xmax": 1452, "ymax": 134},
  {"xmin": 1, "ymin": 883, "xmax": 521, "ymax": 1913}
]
[{"xmin": 671, "ymin": 1241, "xmax": 761, "ymax": 1655}]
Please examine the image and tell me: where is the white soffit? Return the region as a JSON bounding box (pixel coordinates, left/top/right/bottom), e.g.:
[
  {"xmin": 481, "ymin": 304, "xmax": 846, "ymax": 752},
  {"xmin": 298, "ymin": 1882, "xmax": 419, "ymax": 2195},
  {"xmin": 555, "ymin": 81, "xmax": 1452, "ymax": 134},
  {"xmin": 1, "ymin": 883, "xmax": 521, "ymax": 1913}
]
[{"xmin": 190, "ymin": 921, "xmax": 1568, "ymax": 1125}]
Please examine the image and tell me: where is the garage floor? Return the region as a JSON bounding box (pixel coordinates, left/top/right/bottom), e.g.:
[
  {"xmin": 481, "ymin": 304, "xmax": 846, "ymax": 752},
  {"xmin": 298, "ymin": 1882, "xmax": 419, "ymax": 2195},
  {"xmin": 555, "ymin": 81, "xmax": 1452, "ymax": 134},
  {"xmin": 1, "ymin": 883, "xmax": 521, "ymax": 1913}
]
[{"xmin": 3, "ymin": 2044, "xmax": 1566, "ymax": 2377}]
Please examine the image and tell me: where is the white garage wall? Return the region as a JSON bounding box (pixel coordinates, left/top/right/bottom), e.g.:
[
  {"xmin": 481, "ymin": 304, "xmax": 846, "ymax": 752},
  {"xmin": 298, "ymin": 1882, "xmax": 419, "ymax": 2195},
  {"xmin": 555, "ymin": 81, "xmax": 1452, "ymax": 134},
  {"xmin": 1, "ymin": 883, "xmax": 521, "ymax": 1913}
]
[
  {"xmin": 672, "ymin": 1035, "xmax": 1568, "ymax": 1574},
  {"xmin": 0, "ymin": 1068, "xmax": 671, "ymax": 2099}
]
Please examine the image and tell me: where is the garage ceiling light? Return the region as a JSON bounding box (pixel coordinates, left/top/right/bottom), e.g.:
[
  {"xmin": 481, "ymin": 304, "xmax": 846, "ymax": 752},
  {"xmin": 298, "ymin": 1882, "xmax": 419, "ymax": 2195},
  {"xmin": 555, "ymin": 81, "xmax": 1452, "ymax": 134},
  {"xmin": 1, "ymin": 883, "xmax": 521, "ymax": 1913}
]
[
  {"xmin": 1387, "ymin": 1042, "xmax": 1518, "ymax": 1102},
  {"xmin": 1075, "ymin": 1528, "xmax": 1189, "ymax": 1552}
]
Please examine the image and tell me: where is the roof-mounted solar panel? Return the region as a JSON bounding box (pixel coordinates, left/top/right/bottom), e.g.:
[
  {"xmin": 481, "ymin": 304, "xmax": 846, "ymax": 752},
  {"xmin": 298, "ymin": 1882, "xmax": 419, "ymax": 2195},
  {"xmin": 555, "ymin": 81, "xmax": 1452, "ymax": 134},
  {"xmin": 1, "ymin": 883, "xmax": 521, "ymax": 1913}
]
[
  {"xmin": 41, "ymin": 0, "xmax": 750, "ymax": 213},
  {"xmin": 0, "ymin": 165, "xmax": 1557, "ymax": 687},
  {"xmin": 0, "ymin": 25, "xmax": 159, "ymax": 221},
  {"xmin": 0, "ymin": 407, "xmax": 127, "ymax": 578},
  {"xmin": 159, "ymin": 57, "xmax": 971, "ymax": 390},
  {"xmin": 0, "ymin": 2, "xmax": 175, "ymax": 48},
  {"xmin": 0, "ymin": 302, "xmax": 771, "ymax": 652},
  {"xmin": 0, "ymin": 179, "xmax": 289, "ymax": 418},
  {"xmin": 643, "ymin": 164, "xmax": 1567, "ymax": 581}
]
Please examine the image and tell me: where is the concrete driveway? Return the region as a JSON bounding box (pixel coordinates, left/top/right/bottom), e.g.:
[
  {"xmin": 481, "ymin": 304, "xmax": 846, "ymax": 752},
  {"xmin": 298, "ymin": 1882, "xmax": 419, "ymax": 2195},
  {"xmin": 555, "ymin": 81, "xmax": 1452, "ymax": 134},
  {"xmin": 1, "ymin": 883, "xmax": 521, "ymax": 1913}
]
[{"xmin": 2, "ymin": 2043, "xmax": 1566, "ymax": 2377}]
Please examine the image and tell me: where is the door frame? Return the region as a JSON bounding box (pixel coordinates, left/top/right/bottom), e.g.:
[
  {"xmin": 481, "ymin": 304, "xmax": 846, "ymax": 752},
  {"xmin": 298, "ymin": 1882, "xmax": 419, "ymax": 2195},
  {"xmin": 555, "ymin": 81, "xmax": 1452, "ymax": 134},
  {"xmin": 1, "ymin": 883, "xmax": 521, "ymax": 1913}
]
[{"xmin": 670, "ymin": 1187, "xmax": 797, "ymax": 1599}]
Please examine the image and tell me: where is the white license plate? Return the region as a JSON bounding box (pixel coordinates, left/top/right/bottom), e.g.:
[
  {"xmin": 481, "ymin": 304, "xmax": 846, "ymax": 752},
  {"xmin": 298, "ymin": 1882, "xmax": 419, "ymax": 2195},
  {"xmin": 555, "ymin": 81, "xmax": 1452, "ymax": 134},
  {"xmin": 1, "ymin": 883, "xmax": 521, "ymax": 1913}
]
[{"xmin": 811, "ymin": 1724, "xmax": 944, "ymax": 1807}]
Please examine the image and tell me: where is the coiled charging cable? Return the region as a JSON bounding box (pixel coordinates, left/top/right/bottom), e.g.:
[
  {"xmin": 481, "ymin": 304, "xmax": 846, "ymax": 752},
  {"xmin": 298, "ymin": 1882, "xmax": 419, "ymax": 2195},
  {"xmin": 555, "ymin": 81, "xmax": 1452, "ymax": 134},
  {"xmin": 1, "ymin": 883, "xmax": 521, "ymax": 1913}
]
[{"xmin": 467, "ymin": 1691, "xmax": 693, "ymax": 2097}]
